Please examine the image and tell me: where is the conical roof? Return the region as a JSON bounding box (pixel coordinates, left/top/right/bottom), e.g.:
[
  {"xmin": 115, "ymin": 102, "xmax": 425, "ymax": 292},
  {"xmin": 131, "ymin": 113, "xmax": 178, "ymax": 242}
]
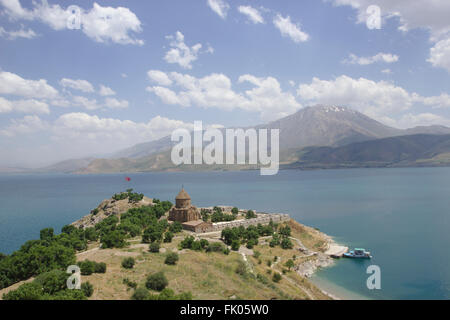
[{"xmin": 175, "ymin": 188, "xmax": 191, "ymax": 200}]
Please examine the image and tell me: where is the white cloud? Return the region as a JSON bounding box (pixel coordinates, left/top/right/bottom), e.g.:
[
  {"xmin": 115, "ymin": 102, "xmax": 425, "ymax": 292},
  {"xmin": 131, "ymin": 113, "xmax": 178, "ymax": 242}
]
[
  {"xmin": 146, "ymin": 71, "xmax": 301, "ymax": 120},
  {"xmin": 60, "ymin": 78, "xmax": 95, "ymax": 93},
  {"xmin": 0, "ymin": 1, "xmax": 144, "ymax": 45},
  {"xmin": 207, "ymin": 0, "xmax": 229, "ymax": 19},
  {"xmin": 273, "ymin": 14, "xmax": 309, "ymax": 43},
  {"xmin": 0, "ymin": 115, "xmax": 48, "ymax": 137},
  {"xmin": 0, "ymin": 97, "xmax": 49, "ymax": 114},
  {"xmin": 0, "ymin": 70, "xmax": 59, "ymax": 99},
  {"xmin": 164, "ymin": 31, "xmax": 212, "ymax": 69},
  {"xmin": 297, "ymin": 75, "xmax": 416, "ymax": 121},
  {"xmin": 328, "ymin": 0, "xmax": 450, "ymax": 71},
  {"xmin": 397, "ymin": 113, "xmax": 450, "ymax": 128},
  {"xmin": 99, "ymin": 85, "xmax": 116, "ymax": 96},
  {"xmin": 148, "ymin": 70, "xmax": 173, "ymax": 86},
  {"xmin": 381, "ymin": 69, "xmax": 392, "ymax": 74},
  {"xmin": 50, "ymin": 112, "xmax": 195, "ymax": 150},
  {"xmin": 238, "ymin": 5, "xmax": 264, "ymax": 24},
  {"xmin": 428, "ymin": 38, "xmax": 450, "ymax": 73},
  {"xmin": 104, "ymin": 97, "xmax": 128, "ymax": 109},
  {"xmin": 343, "ymin": 53, "xmax": 399, "ymax": 65},
  {"xmin": 81, "ymin": 3, "xmax": 144, "ymax": 45},
  {"xmin": 72, "ymin": 96, "xmax": 102, "ymax": 110},
  {"xmin": 0, "ymin": 25, "xmax": 37, "ymax": 39},
  {"xmin": 421, "ymin": 93, "xmax": 450, "ymax": 109}
]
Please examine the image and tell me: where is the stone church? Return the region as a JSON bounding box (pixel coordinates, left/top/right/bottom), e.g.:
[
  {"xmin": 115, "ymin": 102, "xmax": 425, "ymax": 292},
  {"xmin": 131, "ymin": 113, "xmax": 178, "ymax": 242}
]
[{"xmin": 168, "ymin": 187, "xmax": 201, "ymax": 222}]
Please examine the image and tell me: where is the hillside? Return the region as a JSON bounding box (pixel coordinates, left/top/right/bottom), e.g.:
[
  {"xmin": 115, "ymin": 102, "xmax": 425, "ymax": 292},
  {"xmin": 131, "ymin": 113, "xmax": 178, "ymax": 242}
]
[
  {"xmin": 287, "ymin": 134, "xmax": 450, "ymax": 169},
  {"xmin": 36, "ymin": 105, "xmax": 450, "ymax": 173},
  {"xmin": 0, "ymin": 192, "xmax": 336, "ymax": 300}
]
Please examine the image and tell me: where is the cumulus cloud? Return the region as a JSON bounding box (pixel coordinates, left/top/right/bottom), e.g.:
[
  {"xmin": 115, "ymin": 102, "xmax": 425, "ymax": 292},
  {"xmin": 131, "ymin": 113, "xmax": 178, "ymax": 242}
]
[
  {"xmin": 297, "ymin": 75, "xmax": 418, "ymax": 122},
  {"xmin": 99, "ymin": 85, "xmax": 116, "ymax": 96},
  {"xmin": 164, "ymin": 31, "xmax": 212, "ymax": 69},
  {"xmin": 328, "ymin": 0, "xmax": 450, "ymax": 71},
  {"xmin": 0, "ymin": 25, "xmax": 37, "ymax": 39},
  {"xmin": 207, "ymin": 0, "xmax": 229, "ymax": 19},
  {"xmin": 104, "ymin": 97, "xmax": 129, "ymax": 109},
  {"xmin": 273, "ymin": 14, "xmax": 309, "ymax": 43},
  {"xmin": 146, "ymin": 71, "xmax": 301, "ymax": 120},
  {"xmin": 0, "ymin": 115, "xmax": 48, "ymax": 137},
  {"xmin": 428, "ymin": 38, "xmax": 450, "ymax": 73},
  {"xmin": 0, "ymin": 97, "xmax": 49, "ymax": 114},
  {"xmin": 60, "ymin": 78, "xmax": 95, "ymax": 93},
  {"xmin": 0, "ymin": 0, "xmax": 144, "ymax": 45},
  {"xmin": 343, "ymin": 53, "xmax": 399, "ymax": 65},
  {"xmin": 297, "ymin": 74, "xmax": 450, "ymax": 126},
  {"xmin": 238, "ymin": 5, "xmax": 264, "ymax": 24},
  {"xmin": 0, "ymin": 70, "xmax": 59, "ymax": 99},
  {"xmin": 148, "ymin": 70, "xmax": 173, "ymax": 86}
]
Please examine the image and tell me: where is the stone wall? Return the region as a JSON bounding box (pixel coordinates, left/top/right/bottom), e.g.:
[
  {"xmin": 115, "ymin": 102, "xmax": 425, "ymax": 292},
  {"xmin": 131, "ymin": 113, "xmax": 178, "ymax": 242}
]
[{"xmin": 194, "ymin": 212, "xmax": 290, "ymax": 233}]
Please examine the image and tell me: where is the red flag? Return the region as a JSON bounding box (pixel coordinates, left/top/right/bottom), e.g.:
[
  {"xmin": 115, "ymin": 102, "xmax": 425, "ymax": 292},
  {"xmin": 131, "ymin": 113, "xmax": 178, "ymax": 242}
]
[{"xmin": 125, "ymin": 177, "xmax": 131, "ymax": 182}]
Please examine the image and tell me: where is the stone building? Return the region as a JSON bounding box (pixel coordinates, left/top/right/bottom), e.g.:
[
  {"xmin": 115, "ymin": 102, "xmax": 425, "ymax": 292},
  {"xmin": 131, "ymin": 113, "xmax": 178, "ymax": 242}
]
[{"xmin": 168, "ymin": 188, "xmax": 202, "ymax": 223}]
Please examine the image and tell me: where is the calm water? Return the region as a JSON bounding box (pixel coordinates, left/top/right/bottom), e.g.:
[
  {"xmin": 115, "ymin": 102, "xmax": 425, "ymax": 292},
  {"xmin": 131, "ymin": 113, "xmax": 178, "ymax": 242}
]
[{"xmin": 0, "ymin": 168, "xmax": 449, "ymax": 299}]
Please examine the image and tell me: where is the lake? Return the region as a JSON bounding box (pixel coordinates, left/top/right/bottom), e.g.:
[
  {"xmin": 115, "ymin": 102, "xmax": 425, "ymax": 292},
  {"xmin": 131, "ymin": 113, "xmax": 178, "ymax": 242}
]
[{"xmin": 0, "ymin": 168, "xmax": 449, "ymax": 299}]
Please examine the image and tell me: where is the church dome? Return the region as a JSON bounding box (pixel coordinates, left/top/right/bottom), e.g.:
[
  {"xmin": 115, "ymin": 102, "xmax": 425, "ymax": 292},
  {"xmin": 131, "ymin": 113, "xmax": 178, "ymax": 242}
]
[{"xmin": 175, "ymin": 188, "xmax": 191, "ymax": 200}]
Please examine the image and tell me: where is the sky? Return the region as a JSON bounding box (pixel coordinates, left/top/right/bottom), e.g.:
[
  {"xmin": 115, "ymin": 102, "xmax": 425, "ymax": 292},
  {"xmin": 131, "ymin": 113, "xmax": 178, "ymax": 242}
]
[{"xmin": 1, "ymin": 0, "xmax": 450, "ymax": 167}]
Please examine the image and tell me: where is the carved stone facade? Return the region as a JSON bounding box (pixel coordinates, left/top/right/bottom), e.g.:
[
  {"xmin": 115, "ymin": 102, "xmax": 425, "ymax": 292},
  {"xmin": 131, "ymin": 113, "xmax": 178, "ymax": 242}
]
[{"xmin": 168, "ymin": 188, "xmax": 201, "ymax": 223}]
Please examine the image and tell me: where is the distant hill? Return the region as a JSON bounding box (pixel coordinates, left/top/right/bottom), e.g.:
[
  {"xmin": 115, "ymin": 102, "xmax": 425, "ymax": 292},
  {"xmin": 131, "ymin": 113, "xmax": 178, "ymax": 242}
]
[
  {"xmin": 36, "ymin": 105, "xmax": 450, "ymax": 173},
  {"xmin": 286, "ymin": 134, "xmax": 450, "ymax": 169},
  {"xmin": 35, "ymin": 158, "xmax": 95, "ymax": 174}
]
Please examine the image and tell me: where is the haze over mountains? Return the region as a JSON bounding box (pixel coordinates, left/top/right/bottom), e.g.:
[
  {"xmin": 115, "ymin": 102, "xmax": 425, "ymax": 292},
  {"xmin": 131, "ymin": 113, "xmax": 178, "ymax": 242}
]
[{"xmin": 18, "ymin": 105, "xmax": 450, "ymax": 173}]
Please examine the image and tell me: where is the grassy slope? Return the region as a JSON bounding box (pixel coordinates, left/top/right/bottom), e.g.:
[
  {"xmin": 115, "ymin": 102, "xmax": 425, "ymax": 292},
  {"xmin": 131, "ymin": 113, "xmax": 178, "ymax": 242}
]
[{"xmin": 75, "ymin": 220, "xmax": 331, "ymax": 300}]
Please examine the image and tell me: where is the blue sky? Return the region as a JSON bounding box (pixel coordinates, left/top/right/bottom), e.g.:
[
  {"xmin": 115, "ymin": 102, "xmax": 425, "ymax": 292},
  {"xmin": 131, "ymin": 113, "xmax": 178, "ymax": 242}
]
[{"xmin": 1, "ymin": 0, "xmax": 450, "ymax": 167}]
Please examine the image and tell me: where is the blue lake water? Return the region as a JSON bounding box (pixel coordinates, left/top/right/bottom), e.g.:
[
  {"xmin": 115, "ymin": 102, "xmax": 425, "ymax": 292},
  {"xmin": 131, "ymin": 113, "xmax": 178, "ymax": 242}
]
[{"xmin": 0, "ymin": 168, "xmax": 449, "ymax": 299}]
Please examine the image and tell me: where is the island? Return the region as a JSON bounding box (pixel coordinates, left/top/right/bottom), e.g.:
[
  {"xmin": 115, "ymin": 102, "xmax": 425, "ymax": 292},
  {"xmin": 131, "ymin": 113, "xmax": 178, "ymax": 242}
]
[{"xmin": 0, "ymin": 188, "xmax": 347, "ymax": 300}]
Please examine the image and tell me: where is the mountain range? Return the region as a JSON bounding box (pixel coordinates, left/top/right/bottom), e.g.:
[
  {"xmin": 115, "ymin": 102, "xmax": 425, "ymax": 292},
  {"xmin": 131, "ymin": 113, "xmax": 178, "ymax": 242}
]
[{"xmin": 21, "ymin": 105, "xmax": 450, "ymax": 173}]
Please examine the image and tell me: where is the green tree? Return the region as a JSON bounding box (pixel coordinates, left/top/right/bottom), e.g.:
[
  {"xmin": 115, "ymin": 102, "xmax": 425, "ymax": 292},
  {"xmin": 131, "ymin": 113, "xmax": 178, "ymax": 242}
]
[
  {"xmin": 146, "ymin": 272, "xmax": 168, "ymax": 291},
  {"xmin": 231, "ymin": 240, "xmax": 240, "ymax": 251},
  {"xmin": 281, "ymin": 238, "xmax": 293, "ymax": 249},
  {"xmin": 149, "ymin": 242, "xmax": 160, "ymax": 253},
  {"xmin": 164, "ymin": 252, "xmax": 179, "ymax": 265},
  {"xmin": 231, "ymin": 207, "xmax": 239, "ymax": 215},
  {"xmin": 3, "ymin": 282, "xmax": 43, "ymax": 300},
  {"xmin": 272, "ymin": 272, "xmax": 282, "ymax": 283},
  {"xmin": 164, "ymin": 232, "xmax": 174, "ymax": 243},
  {"xmin": 81, "ymin": 282, "xmax": 94, "ymax": 297},
  {"xmin": 35, "ymin": 270, "xmax": 68, "ymax": 295},
  {"xmin": 132, "ymin": 287, "xmax": 150, "ymax": 300},
  {"xmin": 40, "ymin": 228, "xmax": 54, "ymax": 242},
  {"xmin": 284, "ymin": 259, "xmax": 294, "ymax": 271},
  {"xmin": 245, "ymin": 210, "xmax": 256, "ymax": 219},
  {"xmin": 169, "ymin": 221, "xmax": 183, "ymax": 233},
  {"xmin": 121, "ymin": 257, "xmax": 135, "ymax": 269}
]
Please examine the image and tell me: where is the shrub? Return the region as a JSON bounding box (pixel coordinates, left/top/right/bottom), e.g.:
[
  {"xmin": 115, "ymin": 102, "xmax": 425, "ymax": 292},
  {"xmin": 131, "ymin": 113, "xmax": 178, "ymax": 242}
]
[
  {"xmin": 78, "ymin": 260, "xmax": 96, "ymax": 275},
  {"xmin": 281, "ymin": 238, "xmax": 293, "ymax": 250},
  {"xmin": 191, "ymin": 240, "xmax": 202, "ymax": 251},
  {"xmin": 169, "ymin": 221, "xmax": 183, "ymax": 233},
  {"xmin": 95, "ymin": 262, "xmax": 107, "ymax": 273},
  {"xmin": 3, "ymin": 282, "xmax": 43, "ymax": 300},
  {"xmin": 146, "ymin": 272, "xmax": 168, "ymax": 291},
  {"xmin": 206, "ymin": 242, "xmax": 224, "ymax": 253},
  {"xmin": 223, "ymin": 248, "xmax": 230, "ymax": 255},
  {"xmin": 132, "ymin": 287, "xmax": 150, "ymax": 300},
  {"xmin": 179, "ymin": 236, "xmax": 194, "ymax": 249},
  {"xmin": 164, "ymin": 232, "xmax": 174, "ymax": 243},
  {"xmin": 231, "ymin": 207, "xmax": 239, "ymax": 215},
  {"xmin": 123, "ymin": 278, "xmax": 137, "ymax": 289},
  {"xmin": 149, "ymin": 242, "xmax": 160, "ymax": 253},
  {"xmin": 245, "ymin": 210, "xmax": 256, "ymax": 219},
  {"xmin": 164, "ymin": 252, "xmax": 179, "ymax": 265},
  {"xmin": 35, "ymin": 270, "xmax": 68, "ymax": 295},
  {"xmin": 284, "ymin": 259, "xmax": 295, "ymax": 270},
  {"xmin": 81, "ymin": 282, "xmax": 94, "ymax": 297},
  {"xmin": 272, "ymin": 272, "xmax": 282, "ymax": 283},
  {"xmin": 122, "ymin": 257, "xmax": 135, "ymax": 269},
  {"xmin": 231, "ymin": 240, "xmax": 240, "ymax": 251}
]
